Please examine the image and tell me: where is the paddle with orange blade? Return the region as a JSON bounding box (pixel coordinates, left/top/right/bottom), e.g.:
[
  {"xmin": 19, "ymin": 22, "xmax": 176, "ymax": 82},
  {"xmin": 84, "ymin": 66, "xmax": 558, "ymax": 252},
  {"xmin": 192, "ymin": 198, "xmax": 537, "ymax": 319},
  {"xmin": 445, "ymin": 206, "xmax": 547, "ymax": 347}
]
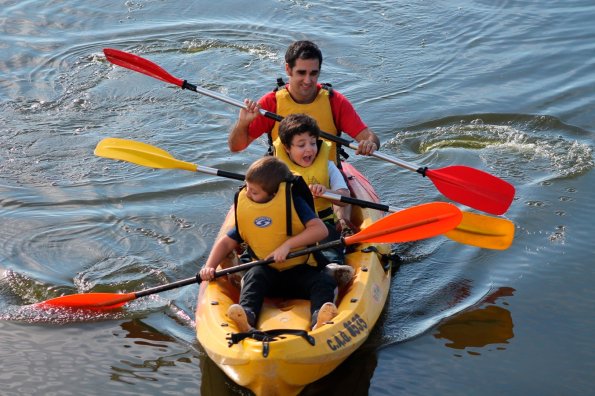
[
  {"xmin": 323, "ymin": 191, "xmax": 514, "ymax": 250},
  {"xmin": 94, "ymin": 137, "xmax": 514, "ymax": 250},
  {"xmin": 103, "ymin": 48, "xmax": 515, "ymax": 215},
  {"xmin": 34, "ymin": 201, "xmax": 461, "ymax": 310}
]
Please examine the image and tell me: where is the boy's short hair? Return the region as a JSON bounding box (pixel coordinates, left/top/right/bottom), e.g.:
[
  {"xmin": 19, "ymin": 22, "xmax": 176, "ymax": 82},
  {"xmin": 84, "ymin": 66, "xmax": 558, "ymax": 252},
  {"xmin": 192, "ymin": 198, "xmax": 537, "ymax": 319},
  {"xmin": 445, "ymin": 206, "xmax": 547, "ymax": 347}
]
[
  {"xmin": 285, "ymin": 40, "xmax": 323, "ymax": 69},
  {"xmin": 246, "ymin": 156, "xmax": 293, "ymax": 195},
  {"xmin": 278, "ymin": 113, "xmax": 321, "ymax": 148}
]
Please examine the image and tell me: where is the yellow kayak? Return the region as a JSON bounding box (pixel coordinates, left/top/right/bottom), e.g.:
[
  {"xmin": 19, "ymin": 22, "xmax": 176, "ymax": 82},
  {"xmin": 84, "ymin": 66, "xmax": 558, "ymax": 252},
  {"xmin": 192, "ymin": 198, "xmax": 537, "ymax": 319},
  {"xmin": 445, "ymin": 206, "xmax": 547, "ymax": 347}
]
[{"xmin": 195, "ymin": 162, "xmax": 392, "ymax": 395}]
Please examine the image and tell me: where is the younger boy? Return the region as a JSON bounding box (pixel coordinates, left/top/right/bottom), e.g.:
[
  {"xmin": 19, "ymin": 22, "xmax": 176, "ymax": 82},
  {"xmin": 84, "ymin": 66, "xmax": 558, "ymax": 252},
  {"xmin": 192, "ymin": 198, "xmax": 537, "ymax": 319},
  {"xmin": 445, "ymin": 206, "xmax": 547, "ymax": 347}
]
[
  {"xmin": 199, "ymin": 156, "xmax": 338, "ymax": 332},
  {"xmin": 274, "ymin": 113, "xmax": 355, "ymax": 285}
]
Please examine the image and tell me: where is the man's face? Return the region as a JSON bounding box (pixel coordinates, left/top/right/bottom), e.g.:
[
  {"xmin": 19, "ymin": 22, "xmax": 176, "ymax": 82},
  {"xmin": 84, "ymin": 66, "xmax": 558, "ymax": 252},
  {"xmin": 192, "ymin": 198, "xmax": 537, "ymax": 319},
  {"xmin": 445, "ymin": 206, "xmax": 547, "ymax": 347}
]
[{"xmin": 286, "ymin": 58, "xmax": 320, "ymax": 103}]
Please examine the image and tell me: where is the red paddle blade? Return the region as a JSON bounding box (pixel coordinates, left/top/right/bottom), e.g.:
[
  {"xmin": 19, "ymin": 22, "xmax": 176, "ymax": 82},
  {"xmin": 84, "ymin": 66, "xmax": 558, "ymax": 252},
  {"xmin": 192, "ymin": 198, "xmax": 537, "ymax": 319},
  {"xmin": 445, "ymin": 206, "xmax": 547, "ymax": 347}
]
[
  {"xmin": 426, "ymin": 165, "xmax": 515, "ymax": 215},
  {"xmin": 34, "ymin": 292, "xmax": 136, "ymax": 310},
  {"xmin": 103, "ymin": 48, "xmax": 184, "ymax": 87},
  {"xmin": 345, "ymin": 202, "xmax": 462, "ymax": 244}
]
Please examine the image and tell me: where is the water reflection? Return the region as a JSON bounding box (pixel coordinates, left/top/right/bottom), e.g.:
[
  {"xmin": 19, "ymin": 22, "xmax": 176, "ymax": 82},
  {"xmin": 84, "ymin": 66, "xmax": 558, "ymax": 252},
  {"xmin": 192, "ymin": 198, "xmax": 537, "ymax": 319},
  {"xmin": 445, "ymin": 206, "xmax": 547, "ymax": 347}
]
[
  {"xmin": 120, "ymin": 318, "xmax": 174, "ymax": 344},
  {"xmin": 434, "ymin": 287, "xmax": 515, "ymax": 355},
  {"xmin": 110, "ymin": 318, "xmax": 196, "ymax": 384},
  {"xmin": 199, "ymin": 351, "xmax": 249, "ymax": 396},
  {"xmin": 301, "ymin": 343, "xmax": 378, "ymax": 396}
]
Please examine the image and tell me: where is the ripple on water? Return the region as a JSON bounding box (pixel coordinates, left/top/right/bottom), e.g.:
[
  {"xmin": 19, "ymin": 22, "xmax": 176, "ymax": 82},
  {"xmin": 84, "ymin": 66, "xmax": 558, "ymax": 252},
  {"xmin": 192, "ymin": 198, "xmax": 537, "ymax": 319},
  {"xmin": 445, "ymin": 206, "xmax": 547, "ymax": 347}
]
[
  {"xmin": 1, "ymin": 206, "xmax": 205, "ymax": 311},
  {"xmin": 1, "ymin": 266, "xmax": 185, "ymax": 324},
  {"xmin": 386, "ymin": 114, "xmax": 594, "ymax": 185}
]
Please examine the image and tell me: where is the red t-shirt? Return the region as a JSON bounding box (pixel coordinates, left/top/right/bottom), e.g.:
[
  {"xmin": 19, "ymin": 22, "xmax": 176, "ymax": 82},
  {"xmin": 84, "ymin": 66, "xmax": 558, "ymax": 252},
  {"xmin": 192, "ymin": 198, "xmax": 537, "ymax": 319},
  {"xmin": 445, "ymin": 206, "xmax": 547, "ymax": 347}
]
[{"xmin": 247, "ymin": 84, "xmax": 368, "ymax": 140}]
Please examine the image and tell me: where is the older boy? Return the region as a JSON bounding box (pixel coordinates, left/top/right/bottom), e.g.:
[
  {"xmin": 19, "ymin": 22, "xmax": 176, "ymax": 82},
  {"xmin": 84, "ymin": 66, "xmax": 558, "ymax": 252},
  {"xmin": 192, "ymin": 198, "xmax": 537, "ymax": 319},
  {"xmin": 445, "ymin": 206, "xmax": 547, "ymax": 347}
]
[{"xmin": 274, "ymin": 113, "xmax": 355, "ymax": 286}]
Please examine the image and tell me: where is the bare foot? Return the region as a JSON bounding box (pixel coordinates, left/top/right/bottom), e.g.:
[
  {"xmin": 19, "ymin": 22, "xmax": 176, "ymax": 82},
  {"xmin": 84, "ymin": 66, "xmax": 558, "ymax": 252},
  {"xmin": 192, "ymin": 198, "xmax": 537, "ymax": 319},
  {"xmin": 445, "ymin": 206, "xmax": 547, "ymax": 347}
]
[
  {"xmin": 312, "ymin": 302, "xmax": 338, "ymax": 330},
  {"xmin": 227, "ymin": 304, "xmax": 253, "ymax": 332}
]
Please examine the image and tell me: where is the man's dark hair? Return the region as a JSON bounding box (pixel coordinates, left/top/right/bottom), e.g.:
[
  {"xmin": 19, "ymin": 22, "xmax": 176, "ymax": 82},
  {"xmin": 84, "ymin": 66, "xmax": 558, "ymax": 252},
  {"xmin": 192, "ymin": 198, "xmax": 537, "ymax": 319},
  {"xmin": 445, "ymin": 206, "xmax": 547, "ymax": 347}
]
[{"xmin": 285, "ymin": 40, "xmax": 323, "ymax": 69}]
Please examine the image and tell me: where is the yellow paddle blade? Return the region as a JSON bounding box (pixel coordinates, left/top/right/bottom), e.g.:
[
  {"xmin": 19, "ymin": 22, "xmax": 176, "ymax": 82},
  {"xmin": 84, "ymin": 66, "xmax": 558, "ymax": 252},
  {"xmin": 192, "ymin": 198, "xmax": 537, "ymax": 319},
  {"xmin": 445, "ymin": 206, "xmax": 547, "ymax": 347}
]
[
  {"xmin": 95, "ymin": 138, "xmax": 197, "ymax": 171},
  {"xmin": 445, "ymin": 211, "xmax": 514, "ymax": 250}
]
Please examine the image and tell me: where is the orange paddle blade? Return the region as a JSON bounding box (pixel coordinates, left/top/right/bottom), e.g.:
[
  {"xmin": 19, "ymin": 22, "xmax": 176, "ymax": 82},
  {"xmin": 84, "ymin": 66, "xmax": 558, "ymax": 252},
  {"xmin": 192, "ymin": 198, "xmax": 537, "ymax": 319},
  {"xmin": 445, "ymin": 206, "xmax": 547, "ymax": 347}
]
[
  {"xmin": 345, "ymin": 202, "xmax": 462, "ymax": 244},
  {"xmin": 35, "ymin": 292, "xmax": 136, "ymax": 310}
]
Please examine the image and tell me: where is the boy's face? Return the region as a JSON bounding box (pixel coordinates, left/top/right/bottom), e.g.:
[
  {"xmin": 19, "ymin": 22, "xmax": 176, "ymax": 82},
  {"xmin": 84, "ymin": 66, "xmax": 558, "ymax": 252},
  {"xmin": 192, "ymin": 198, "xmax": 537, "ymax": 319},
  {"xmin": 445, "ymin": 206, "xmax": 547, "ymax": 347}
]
[
  {"xmin": 245, "ymin": 181, "xmax": 274, "ymax": 203},
  {"xmin": 285, "ymin": 132, "xmax": 318, "ymax": 168}
]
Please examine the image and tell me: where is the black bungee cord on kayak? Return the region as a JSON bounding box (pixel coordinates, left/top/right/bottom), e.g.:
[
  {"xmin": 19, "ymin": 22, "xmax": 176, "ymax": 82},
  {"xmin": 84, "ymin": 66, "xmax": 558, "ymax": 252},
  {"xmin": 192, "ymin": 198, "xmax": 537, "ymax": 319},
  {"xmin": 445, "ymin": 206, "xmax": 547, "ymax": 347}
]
[{"xmin": 227, "ymin": 329, "xmax": 316, "ymax": 358}]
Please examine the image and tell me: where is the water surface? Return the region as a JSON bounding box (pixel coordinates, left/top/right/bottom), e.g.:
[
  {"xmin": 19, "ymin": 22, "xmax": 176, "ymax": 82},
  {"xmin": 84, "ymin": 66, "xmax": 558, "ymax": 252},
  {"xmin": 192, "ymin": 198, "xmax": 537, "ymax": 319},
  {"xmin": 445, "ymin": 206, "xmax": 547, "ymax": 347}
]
[{"xmin": 1, "ymin": 1, "xmax": 593, "ymax": 395}]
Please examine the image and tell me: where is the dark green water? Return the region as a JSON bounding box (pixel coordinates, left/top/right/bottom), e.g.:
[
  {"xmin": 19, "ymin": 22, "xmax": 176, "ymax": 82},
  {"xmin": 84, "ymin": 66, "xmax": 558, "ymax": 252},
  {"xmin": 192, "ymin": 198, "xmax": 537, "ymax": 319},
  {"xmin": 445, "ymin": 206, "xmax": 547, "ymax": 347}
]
[{"xmin": 1, "ymin": 1, "xmax": 593, "ymax": 395}]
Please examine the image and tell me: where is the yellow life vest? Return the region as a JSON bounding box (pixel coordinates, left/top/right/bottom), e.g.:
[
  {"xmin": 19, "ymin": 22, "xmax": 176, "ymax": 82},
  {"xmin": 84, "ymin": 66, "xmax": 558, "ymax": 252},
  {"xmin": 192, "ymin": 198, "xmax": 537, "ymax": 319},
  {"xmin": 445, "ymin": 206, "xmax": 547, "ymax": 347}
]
[
  {"xmin": 235, "ymin": 182, "xmax": 317, "ymax": 271},
  {"xmin": 272, "ymin": 87, "xmax": 339, "ymax": 163},
  {"xmin": 273, "ymin": 139, "xmax": 334, "ymax": 221}
]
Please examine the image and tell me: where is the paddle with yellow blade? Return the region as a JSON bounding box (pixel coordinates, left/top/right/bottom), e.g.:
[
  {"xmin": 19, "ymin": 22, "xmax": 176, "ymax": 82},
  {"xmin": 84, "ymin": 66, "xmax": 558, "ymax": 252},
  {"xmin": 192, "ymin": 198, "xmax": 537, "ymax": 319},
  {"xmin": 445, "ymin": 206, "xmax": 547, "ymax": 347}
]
[
  {"xmin": 35, "ymin": 202, "xmax": 462, "ymax": 310},
  {"xmin": 95, "ymin": 138, "xmax": 513, "ymax": 250},
  {"xmin": 102, "ymin": 48, "xmax": 515, "ymax": 216}
]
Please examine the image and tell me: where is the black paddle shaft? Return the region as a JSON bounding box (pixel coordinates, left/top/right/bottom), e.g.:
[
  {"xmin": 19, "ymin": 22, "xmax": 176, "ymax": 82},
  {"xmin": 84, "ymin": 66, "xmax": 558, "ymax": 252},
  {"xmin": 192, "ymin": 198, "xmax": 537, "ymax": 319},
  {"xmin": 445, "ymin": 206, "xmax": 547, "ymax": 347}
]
[{"xmin": 133, "ymin": 238, "xmax": 345, "ymax": 299}]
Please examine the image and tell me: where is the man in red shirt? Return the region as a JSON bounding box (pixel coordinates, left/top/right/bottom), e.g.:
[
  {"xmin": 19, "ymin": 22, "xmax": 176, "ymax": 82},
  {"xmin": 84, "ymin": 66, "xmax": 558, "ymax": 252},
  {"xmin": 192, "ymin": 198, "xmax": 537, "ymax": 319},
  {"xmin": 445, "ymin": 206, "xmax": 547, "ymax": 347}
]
[{"xmin": 228, "ymin": 40, "xmax": 380, "ymax": 159}]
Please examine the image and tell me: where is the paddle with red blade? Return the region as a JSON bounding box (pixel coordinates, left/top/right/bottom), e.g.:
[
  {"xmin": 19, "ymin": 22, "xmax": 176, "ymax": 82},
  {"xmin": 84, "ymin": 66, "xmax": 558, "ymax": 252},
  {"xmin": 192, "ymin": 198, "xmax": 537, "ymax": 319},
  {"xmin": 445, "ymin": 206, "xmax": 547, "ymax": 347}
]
[
  {"xmin": 103, "ymin": 48, "xmax": 515, "ymax": 215},
  {"xmin": 315, "ymin": 132, "xmax": 515, "ymax": 216},
  {"xmin": 34, "ymin": 201, "xmax": 462, "ymax": 310},
  {"xmin": 104, "ymin": 48, "xmax": 283, "ymax": 123}
]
